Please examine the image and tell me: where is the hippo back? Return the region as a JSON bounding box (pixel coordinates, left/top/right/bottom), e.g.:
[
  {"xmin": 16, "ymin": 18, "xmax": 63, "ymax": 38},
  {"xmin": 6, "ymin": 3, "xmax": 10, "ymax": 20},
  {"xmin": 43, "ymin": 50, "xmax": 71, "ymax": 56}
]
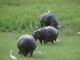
[{"xmin": 17, "ymin": 35, "xmax": 36, "ymax": 51}]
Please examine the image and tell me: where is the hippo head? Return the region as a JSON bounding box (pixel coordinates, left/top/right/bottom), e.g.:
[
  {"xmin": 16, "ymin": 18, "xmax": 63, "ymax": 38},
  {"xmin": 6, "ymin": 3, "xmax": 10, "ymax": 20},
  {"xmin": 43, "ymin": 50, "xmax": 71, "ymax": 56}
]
[{"xmin": 32, "ymin": 31, "xmax": 40, "ymax": 40}]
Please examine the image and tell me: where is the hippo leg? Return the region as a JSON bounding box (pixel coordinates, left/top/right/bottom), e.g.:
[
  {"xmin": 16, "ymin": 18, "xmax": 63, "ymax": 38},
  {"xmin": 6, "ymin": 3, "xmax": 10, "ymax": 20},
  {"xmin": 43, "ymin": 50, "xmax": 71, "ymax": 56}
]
[
  {"xmin": 30, "ymin": 50, "xmax": 33, "ymax": 57},
  {"xmin": 41, "ymin": 23, "xmax": 43, "ymax": 27},
  {"xmin": 39, "ymin": 39, "xmax": 43, "ymax": 44},
  {"xmin": 53, "ymin": 38, "xmax": 57, "ymax": 43},
  {"xmin": 18, "ymin": 48, "xmax": 25, "ymax": 55},
  {"xmin": 40, "ymin": 21, "xmax": 43, "ymax": 27},
  {"xmin": 21, "ymin": 49, "xmax": 28, "ymax": 56},
  {"xmin": 54, "ymin": 37, "xmax": 57, "ymax": 41},
  {"xmin": 52, "ymin": 40, "xmax": 56, "ymax": 44},
  {"xmin": 51, "ymin": 40, "xmax": 53, "ymax": 43},
  {"xmin": 44, "ymin": 40, "xmax": 47, "ymax": 44},
  {"xmin": 18, "ymin": 50, "xmax": 22, "ymax": 55}
]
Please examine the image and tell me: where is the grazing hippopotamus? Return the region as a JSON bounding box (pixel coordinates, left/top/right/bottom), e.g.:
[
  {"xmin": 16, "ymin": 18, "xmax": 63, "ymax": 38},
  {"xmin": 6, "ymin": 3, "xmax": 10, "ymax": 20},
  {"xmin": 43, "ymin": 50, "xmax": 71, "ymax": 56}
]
[
  {"xmin": 39, "ymin": 10, "xmax": 58, "ymax": 29},
  {"xmin": 32, "ymin": 26, "xmax": 58, "ymax": 44},
  {"xmin": 17, "ymin": 35, "xmax": 36, "ymax": 56}
]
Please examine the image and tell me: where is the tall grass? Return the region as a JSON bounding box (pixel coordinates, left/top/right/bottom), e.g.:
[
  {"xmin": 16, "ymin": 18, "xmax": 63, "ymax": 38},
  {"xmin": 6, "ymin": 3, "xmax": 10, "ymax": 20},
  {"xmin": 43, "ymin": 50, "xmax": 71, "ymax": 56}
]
[{"xmin": 0, "ymin": 0, "xmax": 80, "ymax": 34}]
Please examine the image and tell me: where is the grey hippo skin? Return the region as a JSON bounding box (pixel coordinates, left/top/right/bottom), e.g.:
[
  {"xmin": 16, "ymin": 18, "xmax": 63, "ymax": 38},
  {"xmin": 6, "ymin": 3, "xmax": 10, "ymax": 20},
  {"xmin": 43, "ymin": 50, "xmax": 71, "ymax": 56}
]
[
  {"xmin": 39, "ymin": 11, "xmax": 58, "ymax": 29},
  {"xmin": 32, "ymin": 26, "xmax": 58, "ymax": 44},
  {"xmin": 17, "ymin": 35, "xmax": 36, "ymax": 57}
]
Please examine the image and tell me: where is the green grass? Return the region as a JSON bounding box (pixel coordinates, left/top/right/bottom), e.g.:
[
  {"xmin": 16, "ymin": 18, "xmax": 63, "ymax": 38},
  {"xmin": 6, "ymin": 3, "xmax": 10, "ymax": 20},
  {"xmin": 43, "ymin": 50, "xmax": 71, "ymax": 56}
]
[
  {"xmin": 0, "ymin": 0, "xmax": 80, "ymax": 60},
  {"xmin": 0, "ymin": 32, "xmax": 80, "ymax": 60},
  {"xmin": 0, "ymin": 0, "xmax": 80, "ymax": 32}
]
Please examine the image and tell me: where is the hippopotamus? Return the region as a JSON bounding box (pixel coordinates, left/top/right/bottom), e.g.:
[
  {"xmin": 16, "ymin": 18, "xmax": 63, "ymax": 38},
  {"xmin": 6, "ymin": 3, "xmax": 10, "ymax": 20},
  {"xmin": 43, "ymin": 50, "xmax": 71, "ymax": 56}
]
[
  {"xmin": 39, "ymin": 10, "xmax": 58, "ymax": 29},
  {"xmin": 17, "ymin": 35, "xmax": 36, "ymax": 56},
  {"xmin": 32, "ymin": 26, "xmax": 58, "ymax": 44}
]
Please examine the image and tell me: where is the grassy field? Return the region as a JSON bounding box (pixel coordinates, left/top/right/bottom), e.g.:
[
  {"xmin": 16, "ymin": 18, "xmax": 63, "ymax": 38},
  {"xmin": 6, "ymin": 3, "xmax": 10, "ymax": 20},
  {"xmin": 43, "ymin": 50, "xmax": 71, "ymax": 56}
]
[
  {"xmin": 0, "ymin": 0, "xmax": 80, "ymax": 32},
  {"xmin": 0, "ymin": 32, "xmax": 80, "ymax": 60},
  {"xmin": 0, "ymin": 0, "xmax": 80, "ymax": 60}
]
